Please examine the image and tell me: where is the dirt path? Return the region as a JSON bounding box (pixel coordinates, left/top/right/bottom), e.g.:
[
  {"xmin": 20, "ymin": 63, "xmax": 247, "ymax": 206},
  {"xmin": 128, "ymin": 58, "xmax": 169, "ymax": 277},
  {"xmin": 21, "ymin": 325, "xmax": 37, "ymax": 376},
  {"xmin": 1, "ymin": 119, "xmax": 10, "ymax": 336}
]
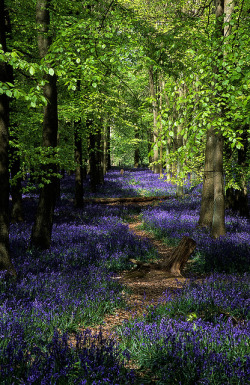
[{"xmin": 74, "ymin": 214, "xmax": 189, "ymax": 343}]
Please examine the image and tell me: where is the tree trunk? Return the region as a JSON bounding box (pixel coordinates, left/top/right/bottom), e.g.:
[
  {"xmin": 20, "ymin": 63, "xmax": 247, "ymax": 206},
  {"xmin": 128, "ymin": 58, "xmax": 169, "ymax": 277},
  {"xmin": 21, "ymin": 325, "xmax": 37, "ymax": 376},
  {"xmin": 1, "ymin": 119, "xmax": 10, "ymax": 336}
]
[
  {"xmin": 176, "ymin": 85, "xmax": 184, "ymax": 197},
  {"xmin": 96, "ymin": 122, "xmax": 104, "ymax": 185},
  {"xmin": 149, "ymin": 65, "xmax": 160, "ymax": 173},
  {"xmin": 0, "ymin": 0, "xmax": 17, "ymax": 276},
  {"xmin": 74, "ymin": 120, "xmax": 84, "ymax": 207},
  {"xmin": 10, "ymin": 142, "xmax": 24, "ymax": 222},
  {"xmin": 106, "ymin": 125, "xmax": 111, "ymax": 170},
  {"xmin": 129, "ymin": 236, "xmax": 196, "ymax": 278},
  {"xmin": 102, "ymin": 123, "xmax": 107, "ymax": 175},
  {"xmin": 160, "ymin": 236, "xmax": 196, "ymax": 276},
  {"xmin": 211, "ymin": 0, "xmax": 226, "ymax": 238},
  {"xmin": 165, "ymin": 137, "xmax": 171, "ymax": 181},
  {"xmin": 198, "ymin": 127, "xmax": 216, "ymax": 227},
  {"xmin": 31, "ymin": 0, "xmax": 58, "ymax": 249},
  {"xmin": 134, "ymin": 129, "xmax": 140, "ymax": 168},
  {"xmin": 89, "ymin": 122, "xmax": 99, "ymax": 193},
  {"xmin": 211, "ymin": 133, "xmax": 226, "ymax": 238}
]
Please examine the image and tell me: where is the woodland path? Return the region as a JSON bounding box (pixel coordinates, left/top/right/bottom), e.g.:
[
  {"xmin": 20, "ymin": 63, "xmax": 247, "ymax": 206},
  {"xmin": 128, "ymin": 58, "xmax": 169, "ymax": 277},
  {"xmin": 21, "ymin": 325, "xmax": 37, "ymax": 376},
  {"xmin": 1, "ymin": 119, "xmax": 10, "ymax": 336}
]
[{"xmin": 74, "ymin": 203, "xmax": 190, "ymax": 343}]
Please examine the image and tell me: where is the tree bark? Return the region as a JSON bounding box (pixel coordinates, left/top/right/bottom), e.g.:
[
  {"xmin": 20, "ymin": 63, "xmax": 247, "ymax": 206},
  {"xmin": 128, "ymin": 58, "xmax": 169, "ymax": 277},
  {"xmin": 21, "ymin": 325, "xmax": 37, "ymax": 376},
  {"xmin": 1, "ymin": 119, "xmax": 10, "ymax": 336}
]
[
  {"xmin": 106, "ymin": 125, "xmax": 111, "ymax": 170},
  {"xmin": 10, "ymin": 141, "xmax": 24, "ymax": 223},
  {"xmin": 30, "ymin": 0, "xmax": 58, "ymax": 249},
  {"xmin": 128, "ymin": 236, "xmax": 196, "ymax": 278},
  {"xmin": 74, "ymin": 120, "xmax": 84, "ymax": 207},
  {"xmin": 199, "ymin": 0, "xmax": 226, "ymax": 232},
  {"xmin": 160, "ymin": 236, "xmax": 196, "ymax": 276},
  {"xmin": 134, "ymin": 129, "xmax": 140, "ymax": 168},
  {"xmin": 149, "ymin": 65, "xmax": 160, "ymax": 173},
  {"xmin": 89, "ymin": 122, "xmax": 98, "ymax": 193},
  {"xmin": 0, "ymin": 0, "xmax": 17, "ymax": 276},
  {"xmin": 211, "ymin": 0, "xmax": 226, "ymax": 238},
  {"xmin": 211, "ymin": 133, "xmax": 226, "ymax": 237},
  {"xmin": 83, "ymin": 195, "xmax": 171, "ymax": 204},
  {"xmin": 199, "ymin": 127, "xmax": 216, "ymax": 227}
]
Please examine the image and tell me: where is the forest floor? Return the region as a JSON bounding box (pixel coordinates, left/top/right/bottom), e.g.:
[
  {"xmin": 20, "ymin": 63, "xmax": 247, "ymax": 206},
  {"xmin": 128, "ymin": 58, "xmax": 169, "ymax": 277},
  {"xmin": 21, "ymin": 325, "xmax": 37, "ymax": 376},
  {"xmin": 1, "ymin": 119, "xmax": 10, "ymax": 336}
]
[
  {"xmin": 71, "ymin": 203, "xmax": 193, "ymax": 346},
  {"xmin": 3, "ymin": 169, "xmax": 249, "ymax": 384}
]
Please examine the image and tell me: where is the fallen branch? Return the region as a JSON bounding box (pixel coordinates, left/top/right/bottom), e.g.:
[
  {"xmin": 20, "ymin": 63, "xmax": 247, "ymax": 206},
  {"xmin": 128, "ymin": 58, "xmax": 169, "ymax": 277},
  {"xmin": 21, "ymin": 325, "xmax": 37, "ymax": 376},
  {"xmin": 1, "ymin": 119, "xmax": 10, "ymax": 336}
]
[{"xmin": 83, "ymin": 195, "xmax": 171, "ymax": 204}]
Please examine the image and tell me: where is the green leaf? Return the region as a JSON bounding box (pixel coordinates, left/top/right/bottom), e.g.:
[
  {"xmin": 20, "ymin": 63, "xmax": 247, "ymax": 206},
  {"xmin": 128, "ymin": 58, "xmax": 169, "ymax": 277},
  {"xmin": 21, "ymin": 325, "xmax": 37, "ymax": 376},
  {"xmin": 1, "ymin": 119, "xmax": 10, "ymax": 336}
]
[
  {"xmin": 49, "ymin": 68, "xmax": 54, "ymax": 76},
  {"xmin": 6, "ymin": 90, "xmax": 12, "ymax": 97},
  {"xmin": 92, "ymin": 83, "xmax": 97, "ymax": 88},
  {"xmin": 29, "ymin": 66, "xmax": 35, "ymax": 76}
]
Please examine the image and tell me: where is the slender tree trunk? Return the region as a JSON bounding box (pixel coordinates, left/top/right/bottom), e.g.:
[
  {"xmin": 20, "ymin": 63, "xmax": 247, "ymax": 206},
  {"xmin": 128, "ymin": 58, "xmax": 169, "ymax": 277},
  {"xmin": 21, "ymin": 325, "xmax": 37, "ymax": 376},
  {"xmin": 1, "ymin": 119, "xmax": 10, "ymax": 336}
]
[
  {"xmin": 102, "ymin": 123, "xmax": 107, "ymax": 175},
  {"xmin": 10, "ymin": 141, "xmax": 24, "ymax": 222},
  {"xmin": 211, "ymin": 133, "xmax": 225, "ymax": 237},
  {"xmin": 134, "ymin": 129, "xmax": 140, "ymax": 168},
  {"xmin": 74, "ymin": 120, "xmax": 84, "ymax": 207},
  {"xmin": 0, "ymin": 0, "xmax": 16, "ymax": 276},
  {"xmin": 148, "ymin": 128, "xmax": 153, "ymax": 169},
  {"xmin": 159, "ymin": 79, "xmax": 163, "ymax": 176},
  {"xmin": 149, "ymin": 65, "xmax": 160, "ymax": 173},
  {"xmin": 31, "ymin": 0, "xmax": 58, "ymax": 249},
  {"xmin": 89, "ymin": 121, "xmax": 99, "ymax": 193},
  {"xmin": 106, "ymin": 125, "xmax": 111, "ymax": 170},
  {"xmin": 176, "ymin": 85, "xmax": 184, "ymax": 197},
  {"xmin": 96, "ymin": 125, "xmax": 104, "ymax": 185},
  {"xmin": 165, "ymin": 137, "xmax": 171, "ymax": 180},
  {"xmin": 211, "ymin": 0, "xmax": 226, "ymax": 238}
]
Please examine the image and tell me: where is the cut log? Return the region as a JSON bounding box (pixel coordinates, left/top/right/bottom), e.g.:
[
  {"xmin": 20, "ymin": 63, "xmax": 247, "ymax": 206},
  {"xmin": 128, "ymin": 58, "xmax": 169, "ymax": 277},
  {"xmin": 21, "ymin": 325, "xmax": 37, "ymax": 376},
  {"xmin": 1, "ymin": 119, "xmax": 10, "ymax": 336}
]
[
  {"xmin": 160, "ymin": 236, "xmax": 196, "ymax": 276},
  {"xmin": 83, "ymin": 195, "xmax": 170, "ymax": 204}
]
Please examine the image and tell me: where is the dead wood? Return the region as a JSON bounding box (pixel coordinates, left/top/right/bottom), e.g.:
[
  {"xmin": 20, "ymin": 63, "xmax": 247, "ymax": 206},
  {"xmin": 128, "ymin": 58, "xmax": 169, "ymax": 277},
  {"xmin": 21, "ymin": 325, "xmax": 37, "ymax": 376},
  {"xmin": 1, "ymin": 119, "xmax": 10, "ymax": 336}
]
[
  {"xmin": 128, "ymin": 236, "xmax": 196, "ymax": 278},
  {"xmin": 160, "ymin": 236, "xmax": 196, "ymax": 276},
  {"xmin": 83, "ymin": 196, "xmax": 171, "ymax": 204}
]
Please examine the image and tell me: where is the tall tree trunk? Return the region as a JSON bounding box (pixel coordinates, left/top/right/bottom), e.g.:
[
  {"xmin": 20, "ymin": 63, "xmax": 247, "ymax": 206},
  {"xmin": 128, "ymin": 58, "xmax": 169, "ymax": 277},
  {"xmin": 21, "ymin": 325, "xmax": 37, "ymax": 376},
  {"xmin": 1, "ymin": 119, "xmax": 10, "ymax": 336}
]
[
  {"xmin": 211, "ymin": 0, "xmax": 226, "ymax": 238},
  {"xmin": 176, "ymin": 85, "xmax": 184, "ymax": 197},
  {"xmin": 31, "ymin": 0, "xmax": 58, "ymax": 249},
  {"xmin": 149, "ymin": 65, "xmax": 160, "ymax": 173},
  {"xmin": 159, "ymin": 79, "xmax": 163, "ymax": 176},
  {"xmin": 199, "ymin": 0, "xmax": 226, "ymax": 238},
  {"xmin": 106, "ymin": 125, "xmax": 111, "ymax": 170},
  {"xmin": 165, "ymin": 137, "xmax": 171, "ymax": 180},
  {"xmin": 148, "ymin": 128, "xmax": 153, "ymax": 169},
  {"xmin": 102, "ymin": 123, "xmax": 107, "ymax": 175},
  {"xmin": 96, "ymin": 124, "xmax": 104, "ymax": 185},
  {"xmin": 134, "ymin": 129, "xmax": 140, "ymax": 168},
  {"xmin": 198, "ymin": 127, "xmax": 216, "ymax": 227},
  {"xmin": 89, "ymin": 121, "xmax": 99, "ymax": 193},
  {"xmin": 0, "ymin": 0, "xmax": 16, "ymax": 276},
  {"xmin": 211, "ymin": 133, "xmax": 225, "ymax": 237},
  {"xmin": 74, "ymin": 120, "xmax": 84, "ymax": 207},
  {"xmin": 10, "ymin": 139, "xmax": 24, "ymax": 223}
]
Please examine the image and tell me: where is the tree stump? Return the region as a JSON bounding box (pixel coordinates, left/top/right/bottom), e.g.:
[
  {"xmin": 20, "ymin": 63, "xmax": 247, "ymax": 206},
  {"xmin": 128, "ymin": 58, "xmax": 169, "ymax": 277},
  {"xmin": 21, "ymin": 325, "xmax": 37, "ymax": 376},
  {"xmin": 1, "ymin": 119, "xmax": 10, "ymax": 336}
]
[
  {"xmin": 127, "ymin": 236, "xmax": 196, "ymax": 279},
  {"xmin": 160, "ymin": 236, "xmax": 196, "ymax": 276}
]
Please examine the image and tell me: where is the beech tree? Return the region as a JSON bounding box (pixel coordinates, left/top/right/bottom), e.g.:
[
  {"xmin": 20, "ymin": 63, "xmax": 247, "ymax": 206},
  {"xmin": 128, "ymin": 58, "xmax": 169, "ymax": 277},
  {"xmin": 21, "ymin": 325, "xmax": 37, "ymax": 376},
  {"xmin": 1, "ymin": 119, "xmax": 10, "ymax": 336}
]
[
  {"xmin": 30, "ymin": 0, "xmax": 58, "ymax": 249},
  {"xmin": 0, "ymin": 0, "xmax": 17, "ymax": 276}
]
